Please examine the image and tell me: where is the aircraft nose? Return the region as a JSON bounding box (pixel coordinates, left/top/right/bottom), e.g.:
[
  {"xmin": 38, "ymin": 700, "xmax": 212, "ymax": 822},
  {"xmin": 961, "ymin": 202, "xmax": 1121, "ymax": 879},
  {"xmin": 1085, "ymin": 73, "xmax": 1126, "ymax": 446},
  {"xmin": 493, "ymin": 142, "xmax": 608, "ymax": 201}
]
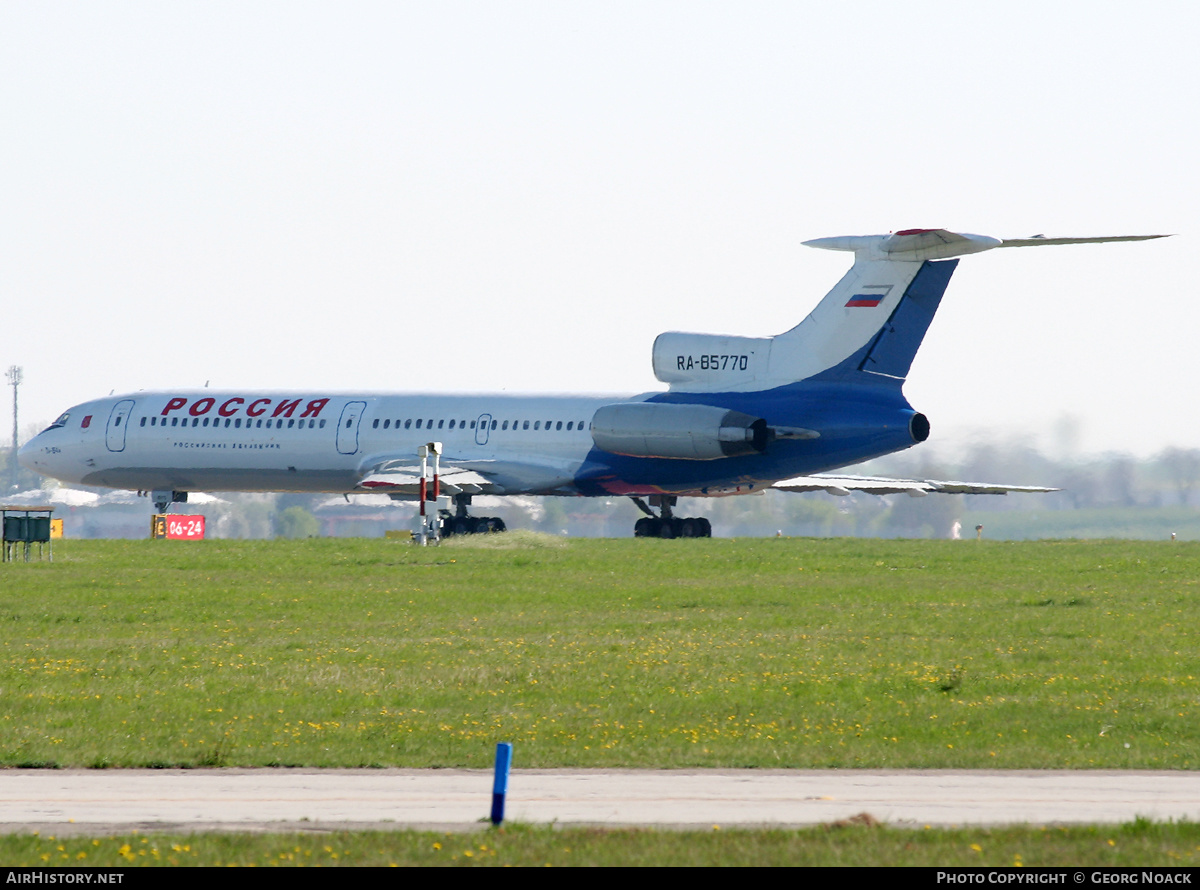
[
  {"xmin": 17, "ymin": 435, "xmax": 42, "ymax": 470},
  {"xmin": 17, "ymin": 431, "xmax": 57, "ymax": 475}
]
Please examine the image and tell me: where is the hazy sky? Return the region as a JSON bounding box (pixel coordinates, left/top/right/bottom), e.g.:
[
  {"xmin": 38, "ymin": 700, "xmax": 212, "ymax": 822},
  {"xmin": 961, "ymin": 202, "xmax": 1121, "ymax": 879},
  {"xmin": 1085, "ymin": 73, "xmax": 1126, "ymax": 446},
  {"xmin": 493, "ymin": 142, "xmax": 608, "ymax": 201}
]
[{"xmin": 2, "ymin": 2, "xmax": 1196, "ymax": 459}]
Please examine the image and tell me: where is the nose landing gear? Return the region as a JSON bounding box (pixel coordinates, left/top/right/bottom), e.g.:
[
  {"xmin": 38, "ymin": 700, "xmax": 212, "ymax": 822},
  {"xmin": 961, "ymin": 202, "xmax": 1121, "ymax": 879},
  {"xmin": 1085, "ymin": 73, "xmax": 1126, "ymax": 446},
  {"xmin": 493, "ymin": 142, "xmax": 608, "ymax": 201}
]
[
  {"xmin": 631, "ymin": 495, "xmax": 711, "ymax": 538},
  {"xmin": 146, "ymin": 490, "xmax": 188, "ymax": 513}
]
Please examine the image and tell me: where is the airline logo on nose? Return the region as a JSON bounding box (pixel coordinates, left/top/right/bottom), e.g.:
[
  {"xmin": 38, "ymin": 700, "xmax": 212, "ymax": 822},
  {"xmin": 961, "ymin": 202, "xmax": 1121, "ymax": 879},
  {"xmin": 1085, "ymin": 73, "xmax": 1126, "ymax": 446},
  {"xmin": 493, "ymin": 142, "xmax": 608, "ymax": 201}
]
[{"xmin": 159, "ymin": 397, "xmax": 331, "ymax": 419}]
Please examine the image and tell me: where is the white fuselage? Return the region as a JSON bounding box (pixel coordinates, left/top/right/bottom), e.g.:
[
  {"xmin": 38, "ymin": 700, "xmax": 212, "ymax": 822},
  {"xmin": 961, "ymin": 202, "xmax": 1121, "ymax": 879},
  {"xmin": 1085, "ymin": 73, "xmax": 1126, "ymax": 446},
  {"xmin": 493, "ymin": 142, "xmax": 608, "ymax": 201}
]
[{"xmin": 20, "ymin": 390, "xmax": 627, "ymax": 496}]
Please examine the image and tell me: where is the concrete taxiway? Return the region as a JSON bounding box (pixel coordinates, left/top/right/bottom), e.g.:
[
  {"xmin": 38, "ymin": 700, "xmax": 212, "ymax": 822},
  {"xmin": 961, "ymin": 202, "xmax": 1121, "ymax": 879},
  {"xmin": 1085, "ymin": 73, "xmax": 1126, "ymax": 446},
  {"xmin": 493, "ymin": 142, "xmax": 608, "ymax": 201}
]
[{"xmin": 0, "ymin": 769, "xmax": 1197, "ymax": 834}]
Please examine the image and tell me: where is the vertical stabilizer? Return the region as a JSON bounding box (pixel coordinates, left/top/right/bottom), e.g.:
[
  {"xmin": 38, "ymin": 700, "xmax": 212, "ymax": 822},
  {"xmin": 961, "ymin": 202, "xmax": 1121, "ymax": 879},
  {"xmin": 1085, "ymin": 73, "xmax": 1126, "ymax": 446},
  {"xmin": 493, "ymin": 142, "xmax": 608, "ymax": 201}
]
[{"xmin": 654, "ymin": 229, "xmax": 1168, "ymax": 394}]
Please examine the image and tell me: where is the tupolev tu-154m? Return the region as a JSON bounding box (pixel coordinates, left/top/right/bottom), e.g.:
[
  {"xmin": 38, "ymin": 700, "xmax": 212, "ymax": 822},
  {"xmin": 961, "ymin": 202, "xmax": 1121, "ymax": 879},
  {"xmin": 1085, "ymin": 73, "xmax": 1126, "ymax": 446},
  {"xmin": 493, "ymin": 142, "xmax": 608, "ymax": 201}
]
[{"xmin": 19, "ymin": 229, "xmax": 1166, "ymax": 538}]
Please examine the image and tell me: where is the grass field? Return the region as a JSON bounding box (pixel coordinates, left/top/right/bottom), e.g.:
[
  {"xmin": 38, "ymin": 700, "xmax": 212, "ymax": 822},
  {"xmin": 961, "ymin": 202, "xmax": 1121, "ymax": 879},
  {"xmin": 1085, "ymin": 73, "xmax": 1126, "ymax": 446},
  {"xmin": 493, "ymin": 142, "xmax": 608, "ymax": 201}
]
[
  {"xmin": 1, "ymin": 534, "xmax": 1197, "ymax": 770},
  {"xmin": 3, "ymin": 820, "xmax": 1199, "ymax": 867}
]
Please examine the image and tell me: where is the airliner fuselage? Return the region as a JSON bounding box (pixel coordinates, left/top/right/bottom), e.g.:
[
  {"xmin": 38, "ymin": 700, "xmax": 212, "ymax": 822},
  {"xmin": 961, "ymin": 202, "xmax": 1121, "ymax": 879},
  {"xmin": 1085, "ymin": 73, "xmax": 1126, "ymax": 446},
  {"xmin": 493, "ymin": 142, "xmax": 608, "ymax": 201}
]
[
  {"xmin": 19, "ymin": 229, "xmax": 1163, "ymax": 536},
  {"xmin": 21, "ymin": 386, "xmax": 919, "ymax": 498}
]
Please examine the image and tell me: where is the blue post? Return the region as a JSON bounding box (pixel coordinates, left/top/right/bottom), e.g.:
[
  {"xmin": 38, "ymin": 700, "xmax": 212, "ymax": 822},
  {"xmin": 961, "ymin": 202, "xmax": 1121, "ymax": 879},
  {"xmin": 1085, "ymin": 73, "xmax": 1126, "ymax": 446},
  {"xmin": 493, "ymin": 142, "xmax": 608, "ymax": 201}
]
[{"xmin": 490, "ymin": 742, "xmax": 513, "ymax": 825}]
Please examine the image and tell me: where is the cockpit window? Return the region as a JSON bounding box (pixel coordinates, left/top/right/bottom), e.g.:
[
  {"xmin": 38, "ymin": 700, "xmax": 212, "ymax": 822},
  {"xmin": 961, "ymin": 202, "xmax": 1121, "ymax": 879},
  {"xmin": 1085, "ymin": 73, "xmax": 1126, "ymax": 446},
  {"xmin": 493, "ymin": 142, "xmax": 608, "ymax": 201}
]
[{"xmin": 42, "ymin": 413, "xmax": 70, "ymax": 432}]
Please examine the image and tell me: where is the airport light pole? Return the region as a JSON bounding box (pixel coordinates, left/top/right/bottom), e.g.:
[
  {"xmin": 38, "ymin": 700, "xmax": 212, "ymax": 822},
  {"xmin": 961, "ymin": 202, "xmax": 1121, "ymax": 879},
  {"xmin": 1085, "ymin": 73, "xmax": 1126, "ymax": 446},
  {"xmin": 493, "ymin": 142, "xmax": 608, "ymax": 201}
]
[{"xmin": 6, "ymin": 366, "xmax": 21, "ymax": 493}]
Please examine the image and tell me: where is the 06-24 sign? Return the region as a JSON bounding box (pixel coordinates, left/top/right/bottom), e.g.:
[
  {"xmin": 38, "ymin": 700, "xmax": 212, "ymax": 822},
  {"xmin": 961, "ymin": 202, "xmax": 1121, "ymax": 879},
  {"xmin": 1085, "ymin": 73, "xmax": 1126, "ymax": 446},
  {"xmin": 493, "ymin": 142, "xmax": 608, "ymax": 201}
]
[{"xmin": 166, "ymin": 516, "xmax": 205, "ymax": 540}]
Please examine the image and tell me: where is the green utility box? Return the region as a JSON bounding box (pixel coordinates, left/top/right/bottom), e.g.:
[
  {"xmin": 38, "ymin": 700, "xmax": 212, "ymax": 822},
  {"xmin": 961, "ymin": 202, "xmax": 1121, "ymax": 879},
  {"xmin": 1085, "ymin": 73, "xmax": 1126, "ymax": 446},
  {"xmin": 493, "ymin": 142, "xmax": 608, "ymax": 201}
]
[{"xmin": 2, "ymin": 507, "xmax": 54, "ymax": 562}]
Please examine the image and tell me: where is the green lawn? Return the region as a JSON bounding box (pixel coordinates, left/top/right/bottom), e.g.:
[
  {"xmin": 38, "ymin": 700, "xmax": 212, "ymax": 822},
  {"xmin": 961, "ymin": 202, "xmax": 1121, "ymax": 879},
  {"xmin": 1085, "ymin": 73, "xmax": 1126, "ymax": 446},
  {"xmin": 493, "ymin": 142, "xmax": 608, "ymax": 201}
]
[
  {"xmin": 1, "ymin": 534, "xmax": 1196, "ymax": 769},
  {"xmin": 4, "ymin": 821, "xmax": 1199, "ymax": 867}
]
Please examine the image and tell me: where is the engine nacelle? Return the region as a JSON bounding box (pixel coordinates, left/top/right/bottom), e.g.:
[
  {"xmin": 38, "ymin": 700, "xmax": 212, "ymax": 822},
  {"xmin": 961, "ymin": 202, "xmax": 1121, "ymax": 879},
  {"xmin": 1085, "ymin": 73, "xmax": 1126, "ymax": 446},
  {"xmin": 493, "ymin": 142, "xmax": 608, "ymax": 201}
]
[
  {"xmin": 591, "ymin": 402, "xmax": 769, "ymax": 460},
  {"xmin": 652, "ymin": 332, "xmax": 773, "ymax": 391}
]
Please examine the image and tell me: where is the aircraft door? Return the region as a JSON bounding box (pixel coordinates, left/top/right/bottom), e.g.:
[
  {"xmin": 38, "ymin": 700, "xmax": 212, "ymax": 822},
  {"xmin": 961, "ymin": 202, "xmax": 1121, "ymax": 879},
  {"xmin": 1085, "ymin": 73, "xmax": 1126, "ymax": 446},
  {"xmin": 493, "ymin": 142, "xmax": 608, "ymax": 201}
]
[
  {"xmin": 336, "ymin": 401, "xmax": 367, "ymax": 455},
  {"xmin": 475, "ymin": 413, "xmax": 492, "ymax": 446},
  {"xmin": 105, "ymin": 400, "xmax": 136, "ymax": 452}
]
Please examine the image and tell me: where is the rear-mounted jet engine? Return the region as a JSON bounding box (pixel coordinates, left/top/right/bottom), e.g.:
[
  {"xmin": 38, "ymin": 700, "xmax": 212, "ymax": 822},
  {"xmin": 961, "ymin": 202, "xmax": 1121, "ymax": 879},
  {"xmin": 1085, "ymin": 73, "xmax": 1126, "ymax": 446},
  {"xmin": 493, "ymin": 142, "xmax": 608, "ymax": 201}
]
[{"xmin": 591, "ymin": 402, "xmax": 769, "ymax": 460}]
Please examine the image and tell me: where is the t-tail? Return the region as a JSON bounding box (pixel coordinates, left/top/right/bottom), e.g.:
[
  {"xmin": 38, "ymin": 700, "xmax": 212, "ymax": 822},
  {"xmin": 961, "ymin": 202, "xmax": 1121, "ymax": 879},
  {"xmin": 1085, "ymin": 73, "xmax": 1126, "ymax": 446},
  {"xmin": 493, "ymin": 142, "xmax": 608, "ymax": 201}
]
[{"xmin": 650, "ymin": 229, "xmax": 1168, "ymax": 394}]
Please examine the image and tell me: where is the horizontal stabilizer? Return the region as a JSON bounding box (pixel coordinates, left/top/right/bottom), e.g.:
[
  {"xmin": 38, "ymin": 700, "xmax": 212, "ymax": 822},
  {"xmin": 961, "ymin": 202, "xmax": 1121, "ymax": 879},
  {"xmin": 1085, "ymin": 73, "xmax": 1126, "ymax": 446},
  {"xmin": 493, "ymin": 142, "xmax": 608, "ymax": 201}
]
[
  {"xmin": 773, "ymin": 473, "xmax": 1059, "ymax": 497},
  {"xmin": 805, "ymin": 230, "xmax": 1170, "ymax": 261},
  {"xmin": 803, "ymin": 229, "xmax": 999, "ymax": 260},
  {"xmin": 998, "ymin": 234, "xmax": 1170, "ymax": 248}
]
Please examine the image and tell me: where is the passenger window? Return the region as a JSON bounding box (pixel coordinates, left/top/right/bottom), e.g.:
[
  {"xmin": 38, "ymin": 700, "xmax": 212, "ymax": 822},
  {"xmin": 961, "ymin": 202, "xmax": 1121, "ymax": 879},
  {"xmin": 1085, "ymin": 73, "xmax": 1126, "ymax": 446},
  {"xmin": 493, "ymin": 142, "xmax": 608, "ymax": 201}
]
[
  {"xmin": 202, "ymin": 418, "xmax": 209, "ymax": 427},
  {"xmin": 523, "ymin": 420, "xmax": 530, "ymax": 430},
  {"xmin": 470, "ymin": 421, "xmax": 476, "ymax": 429},
  {"xmin": 140, "ymin": 417, "xmax": 146, "ymax": 427},
  {"xmin": 416, "ymin": 419, "xmax": 423, "ymax": 429},
  {"xmin": 556, "ymin": 421, "xmax": 563, "ymax": 430},
  {"xmin": 235, "ymin": 418, "xmax": 242, "ymax": 428},
  {"xmin": 319, "ymin": 419, "xmax": 326, "ymax": 429},
  {"xmin": 383, "ymin": 419, "xmax": 390, "ymax": 429},
  {"xmin": 405, "ymin": 419, "xmax": 412, "ymax": 429},
  {"xmin": 490, "ymin": 420, "xmax": 497, "ymax": 430},
  {"xmin": 447, "ymin": 419, "xmax": 455, "ymax": 429},
  {"xmin": 438, "ymin": 419, "xmax": 444, "ymax": 429},
  {"xmin": 534, "ymin": 421, "xmax": 540, "ymax": 430},
  {"xmin": 372, "ymin": 419, "xmax": 379, "ymax": 428},
  {"xmin": 502, "ymin": 420, "xmax": 509, "ymax": 430},
  {"xmin": 566, "ymin": 422, "xmax": 573, "ymax": 430}
]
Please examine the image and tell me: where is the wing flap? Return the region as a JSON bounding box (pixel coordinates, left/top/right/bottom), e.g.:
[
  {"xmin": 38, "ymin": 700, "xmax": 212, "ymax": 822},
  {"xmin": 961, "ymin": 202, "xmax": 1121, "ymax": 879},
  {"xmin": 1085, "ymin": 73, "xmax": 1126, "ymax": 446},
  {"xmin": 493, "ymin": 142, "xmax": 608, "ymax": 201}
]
[
  {"xmin": 354, "ymin": 452, "xmax": 581, "ymax": 497},
  {"xmin": 357, "ymin": 469, "xmax": 490, "ymax": 496},
  {"xmin": 773, "ymin": 474, "xmax": 1058, "ymax": 497}
]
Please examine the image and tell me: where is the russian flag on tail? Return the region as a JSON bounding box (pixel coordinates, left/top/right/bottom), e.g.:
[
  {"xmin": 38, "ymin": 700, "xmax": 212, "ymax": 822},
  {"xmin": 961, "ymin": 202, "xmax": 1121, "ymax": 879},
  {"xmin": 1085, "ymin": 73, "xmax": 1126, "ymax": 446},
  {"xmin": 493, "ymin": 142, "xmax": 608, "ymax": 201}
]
[{"xmin": 845, "ymin": 294, "xmax": 884, "ymax": 307}]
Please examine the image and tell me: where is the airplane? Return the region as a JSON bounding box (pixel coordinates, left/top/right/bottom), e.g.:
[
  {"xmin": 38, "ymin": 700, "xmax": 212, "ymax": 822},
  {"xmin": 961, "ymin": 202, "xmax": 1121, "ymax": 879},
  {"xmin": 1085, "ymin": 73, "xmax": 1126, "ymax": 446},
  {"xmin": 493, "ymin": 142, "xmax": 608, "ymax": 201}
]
[{"xmin": 18, "ymin": 228, "xmax": 1166, "ymax": 538}]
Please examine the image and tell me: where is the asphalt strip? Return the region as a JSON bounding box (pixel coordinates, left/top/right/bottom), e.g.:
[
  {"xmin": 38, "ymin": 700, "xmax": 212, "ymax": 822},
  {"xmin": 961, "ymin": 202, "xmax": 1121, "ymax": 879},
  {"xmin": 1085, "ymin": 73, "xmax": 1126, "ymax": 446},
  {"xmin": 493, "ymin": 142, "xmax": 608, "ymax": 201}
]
[{"xmin": 0, "ymin": 769, "xmax": 1196, "ymax": 834}]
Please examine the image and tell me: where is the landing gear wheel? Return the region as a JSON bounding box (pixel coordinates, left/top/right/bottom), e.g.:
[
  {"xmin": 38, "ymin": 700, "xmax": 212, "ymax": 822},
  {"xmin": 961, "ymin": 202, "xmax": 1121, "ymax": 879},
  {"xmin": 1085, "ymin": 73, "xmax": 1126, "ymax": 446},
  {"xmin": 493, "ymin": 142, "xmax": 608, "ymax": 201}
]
[{"xmin": 629, "ymin": 496, "xmax": 711, "ymax": 539}]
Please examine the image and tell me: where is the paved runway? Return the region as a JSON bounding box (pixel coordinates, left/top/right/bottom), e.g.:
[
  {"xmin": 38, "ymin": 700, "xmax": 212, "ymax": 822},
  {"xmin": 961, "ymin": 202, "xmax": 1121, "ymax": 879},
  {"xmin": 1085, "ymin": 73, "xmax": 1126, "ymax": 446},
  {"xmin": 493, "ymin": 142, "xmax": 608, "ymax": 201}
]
[{"xmin": 0, "ymin": 769, "xmax": 1197, "ymax": 834}]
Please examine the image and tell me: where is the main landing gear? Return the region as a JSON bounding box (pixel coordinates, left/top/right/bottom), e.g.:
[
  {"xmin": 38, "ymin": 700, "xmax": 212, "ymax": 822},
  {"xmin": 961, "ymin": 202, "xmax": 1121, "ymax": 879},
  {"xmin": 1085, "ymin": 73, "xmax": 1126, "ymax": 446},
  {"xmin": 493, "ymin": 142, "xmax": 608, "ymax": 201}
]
[
  {"xmin": 439, "ymin": 494, "xmax": 507, "ymax": 537},
  {"xmin": 631, "ymin": 495, "xmax": 712, "ymax": 538}
]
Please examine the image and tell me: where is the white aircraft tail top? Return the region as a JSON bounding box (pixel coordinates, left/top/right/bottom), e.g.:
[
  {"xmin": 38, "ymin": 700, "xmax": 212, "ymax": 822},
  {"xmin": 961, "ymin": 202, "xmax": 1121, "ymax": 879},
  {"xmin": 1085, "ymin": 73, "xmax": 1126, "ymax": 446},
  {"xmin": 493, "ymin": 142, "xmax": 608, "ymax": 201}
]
[{"xmin": 654, "ymin": 229, "xmax": 1168, "ymax": 393}]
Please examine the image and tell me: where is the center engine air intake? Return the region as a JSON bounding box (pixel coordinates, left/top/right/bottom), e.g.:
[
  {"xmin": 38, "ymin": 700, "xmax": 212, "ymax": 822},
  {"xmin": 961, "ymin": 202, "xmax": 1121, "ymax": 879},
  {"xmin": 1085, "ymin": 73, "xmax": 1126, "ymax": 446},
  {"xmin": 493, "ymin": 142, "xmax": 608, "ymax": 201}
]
[{"xmin": 591, "ymin": 402, "xmax": 769, "ymax": 460}]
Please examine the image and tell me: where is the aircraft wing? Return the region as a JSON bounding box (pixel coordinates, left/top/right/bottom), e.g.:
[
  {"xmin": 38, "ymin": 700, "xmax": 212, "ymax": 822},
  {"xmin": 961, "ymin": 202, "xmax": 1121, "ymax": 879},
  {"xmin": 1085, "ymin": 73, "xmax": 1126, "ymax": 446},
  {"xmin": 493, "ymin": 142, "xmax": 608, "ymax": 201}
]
[
  {"xmin": 772, "ymin": 474, "xmax": 1059, "ymax": 497},
  {"xmin": 357, "ymin": 468, "xmax": 492, "ymax": 496},
  {"xmin": 355, "ymin": 453, "xmax": 581, "ymax": 497}
]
